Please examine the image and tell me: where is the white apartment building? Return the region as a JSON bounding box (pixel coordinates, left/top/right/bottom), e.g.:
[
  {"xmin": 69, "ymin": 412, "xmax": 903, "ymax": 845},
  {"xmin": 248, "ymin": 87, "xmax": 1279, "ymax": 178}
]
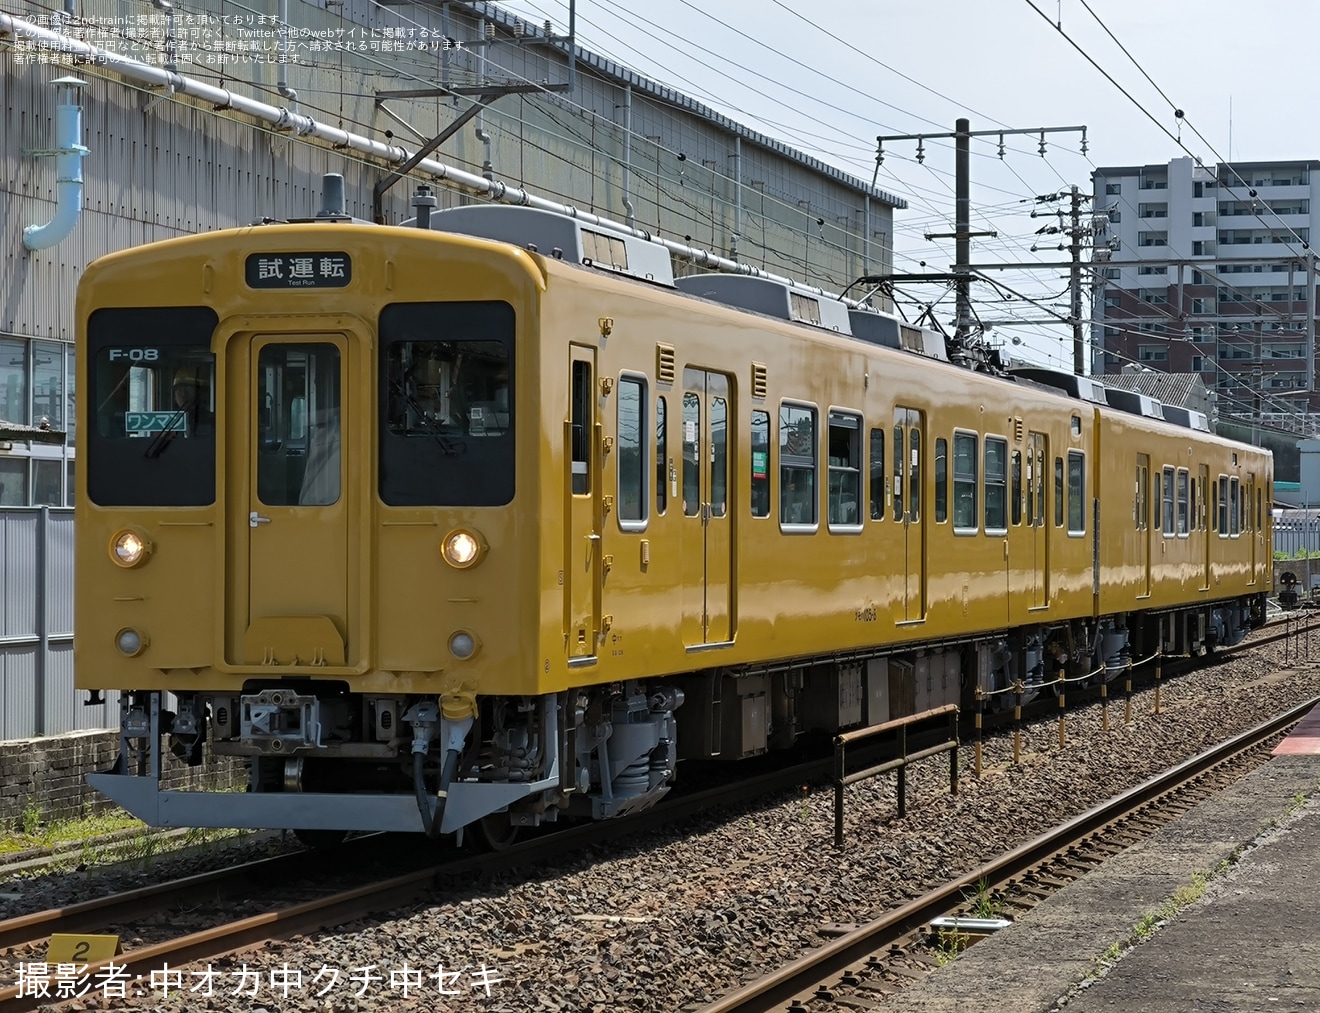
[{"xmin": 1092, "ymin": 156, "xmax": 1320, "ymax": 434}]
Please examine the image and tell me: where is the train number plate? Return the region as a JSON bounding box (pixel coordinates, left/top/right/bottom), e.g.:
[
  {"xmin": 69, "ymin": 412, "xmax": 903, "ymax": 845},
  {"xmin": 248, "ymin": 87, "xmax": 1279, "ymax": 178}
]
[{"xmin": 245, "ymin": 252, "xmax": 352, "ymax": 288}]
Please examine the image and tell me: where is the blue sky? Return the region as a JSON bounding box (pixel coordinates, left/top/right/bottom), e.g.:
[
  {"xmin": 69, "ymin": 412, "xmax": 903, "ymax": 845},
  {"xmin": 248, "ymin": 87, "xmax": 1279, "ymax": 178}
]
[{"xmin": 488, "ymin": 0, "xmax": 1320, "ymax": 368}]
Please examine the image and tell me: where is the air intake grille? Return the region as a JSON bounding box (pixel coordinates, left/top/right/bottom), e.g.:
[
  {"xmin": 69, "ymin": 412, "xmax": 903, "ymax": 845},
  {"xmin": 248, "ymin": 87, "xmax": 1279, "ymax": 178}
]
[
  {"xmin": 752, "ymin": 362, "xmax": 768, "ymax": 399},
  {"xmin": 657, "ymin": 342, "xmax": 676, "ymax": 384}
]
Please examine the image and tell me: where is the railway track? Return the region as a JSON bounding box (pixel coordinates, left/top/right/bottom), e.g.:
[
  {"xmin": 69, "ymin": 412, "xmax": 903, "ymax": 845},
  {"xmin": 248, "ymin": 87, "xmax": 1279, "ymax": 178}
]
[
  {"xmin": 0, "ymin": 750, "xmax": 864, "ymax": 1012},
  {"xmin": 694, "ymin": 697, "xmax": 1317, "ymax": 1013}
]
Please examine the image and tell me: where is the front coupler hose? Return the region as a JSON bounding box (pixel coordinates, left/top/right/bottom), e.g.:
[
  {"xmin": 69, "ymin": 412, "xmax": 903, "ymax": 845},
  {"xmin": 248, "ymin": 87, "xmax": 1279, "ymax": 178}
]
[{"xmin": 415, "ymin": 747, "xmax": 461, "ymax": 838}]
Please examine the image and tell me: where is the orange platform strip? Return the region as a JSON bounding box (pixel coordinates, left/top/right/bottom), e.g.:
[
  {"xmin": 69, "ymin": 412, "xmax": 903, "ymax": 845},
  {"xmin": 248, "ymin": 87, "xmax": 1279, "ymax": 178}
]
[{"xmin": 1273, "ymin": 704, "xmax": 1320, "ymax": 755}]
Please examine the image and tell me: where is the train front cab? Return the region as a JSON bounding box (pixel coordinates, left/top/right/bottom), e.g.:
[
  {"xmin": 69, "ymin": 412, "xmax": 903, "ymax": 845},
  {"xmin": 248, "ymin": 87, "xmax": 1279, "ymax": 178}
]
[{"xmin": 76, "ymin": 226, "xmax": 598, "ymax": 837}]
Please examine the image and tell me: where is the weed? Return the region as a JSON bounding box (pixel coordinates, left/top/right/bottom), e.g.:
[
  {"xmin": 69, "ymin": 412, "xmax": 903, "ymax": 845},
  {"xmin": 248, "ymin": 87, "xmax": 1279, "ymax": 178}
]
[
  {"xmin": 18, "ymin": 803, "xmax": 41, "ymax": 837},
  {"xmin": 934, "ymin": 929, "xmax": 970, "ymax": 965},
  {"xmin": 798, "ymin": 785, "xmax": 811, "ymax": 822},
  {"xmin": 962, "ymin": 877, "xmax": 1003, "ymax": 919}
]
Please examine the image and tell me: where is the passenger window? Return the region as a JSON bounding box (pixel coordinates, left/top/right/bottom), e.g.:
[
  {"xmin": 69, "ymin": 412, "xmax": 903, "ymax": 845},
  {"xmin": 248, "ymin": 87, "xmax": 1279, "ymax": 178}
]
[
  {"xmin": 1230, "ymin": 477, "xmax": 1241, "ymax": 535},
  {"xmin": 779, "ymin": 403, "xmax": 817, "ymax": 527},
  {"xmin": 1163, "ymin": 466, "xmax": 1175, "ymax": 535},
  {"xmin": 953, "ymin": 432, "xmax": 978, "ymax": 532},
  {"xmin": 1218, "ymin": 475, "xmax": 1229, "ymax": 534},
  {"xmin": 617, "ymin": 376, "xmax": 646, "ymax": 526},
  {"xmin": 934, "ymin": 437, "xmax": 948, "ymax": 523},
  {"xmin": 984, "ymin": 437, "xmax": 1007, "ymax": 532},
  {"xmin": 1011, "ymin": 450, "xmax": 1022, "ymax": 526},
  {"xmin": 1067, "ymin": 451, "xmax": 1085, "ymax": 534},
  {"xmin": 656, "ymin": 396, "xmax": 667, "ymax": 515},
  {"xmin": 827, "ymin": 411, "xmax": 861, "ymax": 528},
  {"xmin": 869, "ymin": 428, "xmax": 885, "ymax": 521},
  {"xmin": 750, "ymin": 409, "xmax": 770, "ymax": 518},
  {"xmin": 1177, "ymin": 469, "xmax": 1189, "ymax": 535},
  {"xmin": 1054, "ymin": 457, "xmax": 1064, "ymax": 527}
]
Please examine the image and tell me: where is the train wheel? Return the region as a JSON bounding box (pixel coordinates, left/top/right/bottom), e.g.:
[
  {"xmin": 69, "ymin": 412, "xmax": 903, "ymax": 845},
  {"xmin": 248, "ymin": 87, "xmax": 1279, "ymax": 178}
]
[
  {"xmin": 472, "ymin": 813, "xmax": 520, "ymax": 852},
  {"xmin": 293, "ymin": 828, "xmax": 349, "ymax": 849}
]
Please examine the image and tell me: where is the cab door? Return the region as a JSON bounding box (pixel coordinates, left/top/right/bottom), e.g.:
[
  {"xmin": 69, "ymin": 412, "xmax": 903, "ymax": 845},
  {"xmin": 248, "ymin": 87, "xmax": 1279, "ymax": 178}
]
[
  {"xmin": 242, "ymin": 336, "xmax": 349, "ymax": 665},
  {"xmin": 681, "ymin": 368, "xmax": 733, "ymax": 645},
  {"xmin": 566, "ymin": 347, "xmax": 602, "ymax": 661},
  {"xmin": 893, "ymin": 406, "xmax": 925, "ymax": 623}
]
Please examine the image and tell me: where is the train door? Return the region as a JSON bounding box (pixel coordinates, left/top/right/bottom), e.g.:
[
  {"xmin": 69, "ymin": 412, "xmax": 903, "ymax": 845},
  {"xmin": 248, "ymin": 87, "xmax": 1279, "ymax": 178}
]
[
  {"xmin": 893, "ymin": 406, "xmax": 925, "ymax": 623},
  {"xmin": 242, "ymin": 335, "xmax": 350, "ymax": 665},
  {"xmin": 681, "ymin": 368, "xmax": 734, "ymax": 645},
  {"xmin": 1199, "ymin": 464, "xmax": 1211, "ymax": 591},
  {"xmin": 1027, "ymin": 431, "xmax": 1049, "ymax": 608},
  {"xmin": 566, "ymin": 347, "xmax": 603, "ymax": 661},
  {"xmin": 1136, "ymin": 453, "xmax": 1152, "ymax": 597},
  {"xmin": 1247, "ymin": 473, "xmax": 1258, "ymax": 583}
]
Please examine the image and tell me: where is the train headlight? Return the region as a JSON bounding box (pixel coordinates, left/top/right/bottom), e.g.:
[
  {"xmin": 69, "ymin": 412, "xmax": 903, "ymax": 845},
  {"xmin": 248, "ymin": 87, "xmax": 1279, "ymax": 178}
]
[
  {"xmin": 115, "ymin": 627, "xmax": 148, "ymax": 657},
  {"xmin": 448, "ymin": 630, "xmax": 480, "ymax": 660},
  {"xmin": 441, "ymin": 528, "xmax": 486, "ymax": 569},
  {"xmin": 109, "ymin": 529, "xmax": 152, "ymax": 568}
]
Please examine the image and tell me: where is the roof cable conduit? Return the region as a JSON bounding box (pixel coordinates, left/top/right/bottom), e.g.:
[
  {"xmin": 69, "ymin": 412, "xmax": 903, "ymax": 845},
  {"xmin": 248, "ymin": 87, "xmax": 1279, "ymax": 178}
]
[{"xmin": 23, "ymin": 75, "xmax": 89, "ymax": 252}]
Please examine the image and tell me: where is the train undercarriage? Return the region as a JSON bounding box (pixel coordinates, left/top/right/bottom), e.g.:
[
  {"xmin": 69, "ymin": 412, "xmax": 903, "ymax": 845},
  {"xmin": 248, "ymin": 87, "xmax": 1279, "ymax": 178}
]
[{"xmin": 88, "ymin": 595, "xmax": 1266, "ymax": 839}]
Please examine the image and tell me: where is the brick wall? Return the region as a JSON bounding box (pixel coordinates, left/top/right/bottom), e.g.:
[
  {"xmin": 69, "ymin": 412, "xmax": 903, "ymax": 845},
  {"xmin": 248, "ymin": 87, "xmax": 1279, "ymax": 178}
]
[{"xmin": 0, "ymin": 730, "xmax": 246, "ymax": 829}]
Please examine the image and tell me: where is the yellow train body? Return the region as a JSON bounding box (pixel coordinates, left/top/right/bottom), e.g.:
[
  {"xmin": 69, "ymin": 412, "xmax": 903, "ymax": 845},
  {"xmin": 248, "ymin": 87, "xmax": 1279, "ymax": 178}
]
[{"xmin": 75, "ymin": 204, "xmax": 1271, "ymax": 837}]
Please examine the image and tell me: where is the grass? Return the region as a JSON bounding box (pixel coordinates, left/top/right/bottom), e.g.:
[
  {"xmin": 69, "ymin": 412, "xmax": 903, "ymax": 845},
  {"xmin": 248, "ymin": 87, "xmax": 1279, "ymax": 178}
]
[
  {"xmin": 0, "ymin": 805, "xmax": 250, "ymax": 873},
  {"xmin": 0, "ymin": 808, "xmax": 143, "ymax": 855}
]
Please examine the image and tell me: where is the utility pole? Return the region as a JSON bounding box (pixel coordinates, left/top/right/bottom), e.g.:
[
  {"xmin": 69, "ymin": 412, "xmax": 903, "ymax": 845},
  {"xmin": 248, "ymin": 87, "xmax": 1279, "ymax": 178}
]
[
  {"xmin": 875, "ymin": 120, "xmax": 1088, "ymax": 370},
  {"xmin": 1069, "ymin": 185, "xmax": 1085, "ymax": 376}
]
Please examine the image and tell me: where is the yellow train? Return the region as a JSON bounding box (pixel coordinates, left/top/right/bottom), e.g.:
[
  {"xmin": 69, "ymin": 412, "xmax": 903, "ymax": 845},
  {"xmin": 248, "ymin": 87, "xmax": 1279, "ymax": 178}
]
[{"xmin": 75, "ymin": 187, "xmax": 1272, "ymax": 841}]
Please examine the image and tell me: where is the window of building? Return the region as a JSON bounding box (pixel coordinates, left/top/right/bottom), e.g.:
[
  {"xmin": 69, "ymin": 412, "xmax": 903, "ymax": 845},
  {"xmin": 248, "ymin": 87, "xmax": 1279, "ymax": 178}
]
[
  {"xmin": 953, "ymin": 432, "xmax": 978, "ymax": 532},
  {"xmin": 827, "ymin": 411, "xmax": 861, "ymax": 528},
  {"xmin": 1105, "ymin": 182, "xmax": 1122, "ymax": 195},
  {"xmin": 0, "ymin": 458, "xmax": 28, "ymax": 506},
  {"xmin": 617, "ymin": 375, "xmax": 647, "ymax": 526},
  {"xmin": 779, "ymin": 403, "xmax": 816, "ymax": 527},
  {"xmin": 0, "ymin": 337, "xmax": 27, "ymax": 427},
  {"xmin": 869, "ymin": 428, "xmax": 884, "ymax": 521},
  {"xmin": 1139, "ymin": 345, "xmax": 1168, "ymax": 362}
]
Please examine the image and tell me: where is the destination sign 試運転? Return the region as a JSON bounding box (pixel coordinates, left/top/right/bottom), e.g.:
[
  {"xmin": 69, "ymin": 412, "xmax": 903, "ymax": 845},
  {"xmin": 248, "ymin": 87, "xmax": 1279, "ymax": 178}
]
[{"xmin": 245, "ymin": 253, "xmax": 352, "ymax": 288}]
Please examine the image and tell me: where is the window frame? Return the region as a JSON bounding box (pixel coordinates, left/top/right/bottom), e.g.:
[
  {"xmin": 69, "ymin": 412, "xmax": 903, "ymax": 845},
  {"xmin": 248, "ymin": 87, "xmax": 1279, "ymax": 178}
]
[
  {"xmin": 750, "ymin": 408, "xmax": 771, "ymax": 519},
  {"xmin": 616, "ymin": 372, "xmax": 649, "ymax": 531},
  {"xmin": 1067, "ymin": 450, "xmax": 1086, "ymax": 536},
  {"xmin": 984, "ymin": 435, "xmax": 1008, "ymax": 535},
  {"xmin": 778, "ymin": 400, "xmax": 818, "ymax": 532},
  {"xmin": 952, "ymin": 429, "xmax": 979, "ymax": 535},
  {"xmin": 826, "ymin": 409, "xmax": 863, "ymax": 533}
]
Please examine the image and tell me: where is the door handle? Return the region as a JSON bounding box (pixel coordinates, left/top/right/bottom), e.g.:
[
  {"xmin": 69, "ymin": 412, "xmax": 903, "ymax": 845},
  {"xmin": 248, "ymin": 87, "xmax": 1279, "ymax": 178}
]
[{"xmin": 250, "ymin": 511, "xmax": 272, "ymax": 528}]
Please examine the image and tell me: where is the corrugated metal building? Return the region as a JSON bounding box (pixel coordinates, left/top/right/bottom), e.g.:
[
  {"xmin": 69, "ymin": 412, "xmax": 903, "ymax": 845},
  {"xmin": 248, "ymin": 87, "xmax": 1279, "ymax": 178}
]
[{"xmin": 1, "ymin": 0, "xmax": 905, "ymax": 738}]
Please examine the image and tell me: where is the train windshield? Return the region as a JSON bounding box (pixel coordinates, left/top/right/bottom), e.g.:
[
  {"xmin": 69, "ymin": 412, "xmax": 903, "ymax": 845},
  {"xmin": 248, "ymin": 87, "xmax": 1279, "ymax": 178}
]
[
  {"xmin": 379, "ymin": 301, "xmax": 515, "ymax": 506},
  {"xmin": 86, "ymin": 307, "xmax": 218, "ymax": 506}
]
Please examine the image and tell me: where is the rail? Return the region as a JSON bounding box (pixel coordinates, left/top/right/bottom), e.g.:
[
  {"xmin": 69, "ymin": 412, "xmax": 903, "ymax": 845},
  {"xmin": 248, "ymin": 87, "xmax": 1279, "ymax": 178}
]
[{"xmin": 699, "ymin": 696, "xmax": 1318, "ymax": 1013}]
